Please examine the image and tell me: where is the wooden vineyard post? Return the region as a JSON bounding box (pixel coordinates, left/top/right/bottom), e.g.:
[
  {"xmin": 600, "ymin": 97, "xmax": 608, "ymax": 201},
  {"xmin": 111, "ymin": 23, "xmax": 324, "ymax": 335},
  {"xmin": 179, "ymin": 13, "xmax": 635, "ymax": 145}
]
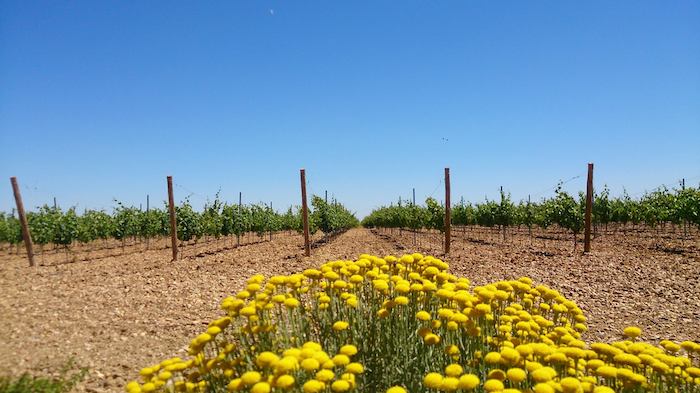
[
  {"xmin": 146, "ymin": 194, "xmax": 150, "ymax": 249},
  {"xmin": 10, "ymin": 177, "xmax": 35, "ymax": 267},
  {"xmin": 528, "ymin": 194, "xmax": 532, "ymax": 244},
  {"xmin": 237, "ymin": 192, "xmax": 242, "ymax": 246},
  {"xmin": 167, "ymin": 176, "xmax": 178, "ymax": 261},
  {"xmin": 500, "ymin": 186, "xmax": 505, "ymax": 242},
  {"xmin": 300, "ymin": 169, "xmax": 311, "ymax": 257},
  {"xmin": 584, "ymin": 163, "xmax": 594, "ymax": 253},
  {"xmin": 444, "ymin": 168, "xmax": 451, "ymax": 255},
  {"xmin": 412, "ymin": 187, "xmax": 417, "ymax": 247}
]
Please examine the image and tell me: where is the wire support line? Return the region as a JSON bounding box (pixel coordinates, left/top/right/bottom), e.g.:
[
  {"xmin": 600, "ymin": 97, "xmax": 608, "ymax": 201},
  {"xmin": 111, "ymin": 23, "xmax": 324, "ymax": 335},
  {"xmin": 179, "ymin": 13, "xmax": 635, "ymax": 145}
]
[{"xmin": 527, "ymin": 173, "xmax": 584, "ymax": 200}]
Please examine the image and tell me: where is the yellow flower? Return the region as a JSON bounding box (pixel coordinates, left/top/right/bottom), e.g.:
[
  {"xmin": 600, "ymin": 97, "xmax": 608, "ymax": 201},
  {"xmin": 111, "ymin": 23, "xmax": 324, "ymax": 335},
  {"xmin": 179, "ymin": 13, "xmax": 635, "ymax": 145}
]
[
  {"xmin": 423, "ymin": 372, "xmax": 443, "ymax": 389},
  {"xmin": 487, "ymin": 369, "xmax": 506, "ymax": 381},
  {"xmin": 560, "ymin": 377, "xmax": 580, "ymax": 393},
  {"xmin": 251, "ymin": 382, "xmax": 271, "ymax": 393},
  {"xmin": 240, "ymin": 306, "xmax": 256, "ymax": 316},
  {"xmin": 241, "ymin": 371, "xmax": 262, "ymax": 386},
  {"xmin": 661, "ymin": 341, "xmax": 681, "ymax": 353},
  {"xmin": 424, "ymin": 333, "xmax": 441, "ymax": 345},
  {"xmin": 284, "ymin": 298, "xmax": 300, "ymax": 308},
  {"xmin": 687, "ymin": 367, "xmax": 700, "ymax": 378},
  {"xmin": 333, "ymin": 321, "xmax": 349, "ymax": 331},
  {"xmin": 483, "ymin": 379, "xmax": 504, "ymax": 392},
  {"xmin": 445, "ymin": 345, "xmax": 460, "ymax": 356},
  {"xmin": 596, "ymin": 366, "xmax": 617, "ymax": 379},
  {"xmin": 303, "ymin": 380, "xmax": 324, "ymax": 393},
  {"xmin": 301, "ymin": 358, "xmax": 320, "ymax": 371},
  {"xmin": 274, "ymin": 375, "xmax": 295, "ymax": 389},
  {"xmin": 275, "ymin": 356, "xmax": 298, "ymax": 373},
  {"xmin": 256, "ymin": 352, "xmax": 280, "ymax": 368},
  {"xmin": 315, "ymin": 369, "xmax": 335, "ymax": 382},
  {"xmin": 531, "ymin": 367, "xmax": 556, "ymax": 383},
  {"xmin": 506, "ymin": 368, "xmax": 527, "ymax": 383},
  {"xmin": 457, "ymin": 374, "xmax": 480, "ymax": 390},
  {"xmin": 592, "ymin": 387, "xmax": 615, "ymax": 393},
  {"xmin": 332, "ymin": 354, "xmax": 350, "ymax": 367},
  {"xmin": 346, "ymin": 362, "xmax": 364, "ymax": 374},
  {"xmin": 533, "ymin": 383, "xmax": 554, "ymax": 393},
  {"xmin": 195, "ymin": 333, "xmax": 212, "ymax": 344},
  {"xmin": 157, "ymin": 371, "xmax": 171, "ymax": 381},
  {"xmin": 484, "ymin": 352, "xmax": 502, "ymax": 365},
  {"xmin": 438, "ymin": 376, "xmax": 458, "ymax": 391},
  {"xmin": 349, "ymin": 275, "xmax": 363, "ymax": 283},
  {"xmin": 340, "ymin": 345, "xmax": 358, "ymax": 356},
  {"xmin": 416, "ymin": 311, "xmax": 432, "ymax": 321},
  {"xmin": 500, "ymin": 347, "xmax": 521, "ymax": 364},
  {"xmin": 614, "ymin": 353, "xmax": 641, "ymax": 367},
  {"xmin": 125, "ymin": 381, "xmax": 141, "ymax": 393},
  {"xmin": 227, "ymin": 379, "xmax": 243, "ymax": 391},
  {"xmin": 623, "ymin": 326, "xmax": 642, "ymax": 339},
  {"xmin": 373, "ymin": 279, "xmax": 389, "ymax": 291},
  {"xmin": 386, "ymin": 387, "xmax": 407, "ymax": 393},
  {"xmin": 331, "ymin": 380, "xmax": 351, "ymax": 392},
  {"xmin": 445, "ymin": 364, "xmax": 463, "ymax": 377}
]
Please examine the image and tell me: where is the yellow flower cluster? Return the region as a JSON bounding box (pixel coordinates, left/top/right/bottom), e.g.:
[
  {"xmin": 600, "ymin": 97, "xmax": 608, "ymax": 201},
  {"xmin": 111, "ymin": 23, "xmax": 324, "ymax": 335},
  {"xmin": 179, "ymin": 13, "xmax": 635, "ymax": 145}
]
[{"xmin": 127, "ymin": 254, "xmax": 700, "ymax": 393}]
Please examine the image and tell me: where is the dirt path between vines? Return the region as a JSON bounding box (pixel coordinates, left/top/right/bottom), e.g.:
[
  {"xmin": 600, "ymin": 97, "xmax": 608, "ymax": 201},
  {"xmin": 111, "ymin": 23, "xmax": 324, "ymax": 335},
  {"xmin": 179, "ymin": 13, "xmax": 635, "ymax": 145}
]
[
  {"xmin": 374, "ymin": 228, "xmax": 700, "ymax": 344},
  {"xmin": 1, "ymin": 228, "xmax": 698, "ymax": 392}
]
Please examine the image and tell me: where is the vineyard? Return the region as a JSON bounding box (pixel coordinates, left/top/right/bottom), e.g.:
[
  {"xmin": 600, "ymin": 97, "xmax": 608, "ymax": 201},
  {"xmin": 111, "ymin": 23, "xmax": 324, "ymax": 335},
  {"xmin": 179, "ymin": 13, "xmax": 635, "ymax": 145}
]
[
  {"xmin": 362, "ymin": 186, "xmax": 700, "ymax": 249},
  {"xmin": 4, "ymin": 184, "xmax": 698, "ymax": 260},
  {"xmin": 0, "ymin": 194, "xmax": 358, "ymax": 263},
  {"xmin": 1, "ymin": 174, "xmax": 699, "ymax": 393}
]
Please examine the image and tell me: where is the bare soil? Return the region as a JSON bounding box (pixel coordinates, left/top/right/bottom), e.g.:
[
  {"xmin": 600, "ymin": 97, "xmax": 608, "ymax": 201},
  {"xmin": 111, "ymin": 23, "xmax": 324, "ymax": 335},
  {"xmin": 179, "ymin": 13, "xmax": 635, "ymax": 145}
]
[
  {"xmin": 0, "ymin": 228, "xmax": 698, "ymax": 392},
  {"xmin": 376, "ymin": 226, "xmax": 700, "ymax": 342}
]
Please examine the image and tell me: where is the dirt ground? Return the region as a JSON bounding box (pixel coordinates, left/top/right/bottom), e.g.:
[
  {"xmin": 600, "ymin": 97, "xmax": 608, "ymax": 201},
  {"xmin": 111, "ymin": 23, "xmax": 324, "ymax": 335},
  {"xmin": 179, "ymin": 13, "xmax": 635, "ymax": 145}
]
[
  {"xmin": 0, "ymin": 228, "xmax": 698, "ymax": 392},
  {"xmin": 375, "ymin": 226, "xmax": 700, "ymax": 342}
]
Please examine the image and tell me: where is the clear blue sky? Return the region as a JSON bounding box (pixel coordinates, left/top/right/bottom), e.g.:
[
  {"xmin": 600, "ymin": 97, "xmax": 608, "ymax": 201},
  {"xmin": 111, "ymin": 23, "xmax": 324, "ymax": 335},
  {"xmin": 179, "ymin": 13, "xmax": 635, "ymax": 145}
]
[{"xmin": 1, "ymin": 1, "xmax": 698, "ymax": 218}]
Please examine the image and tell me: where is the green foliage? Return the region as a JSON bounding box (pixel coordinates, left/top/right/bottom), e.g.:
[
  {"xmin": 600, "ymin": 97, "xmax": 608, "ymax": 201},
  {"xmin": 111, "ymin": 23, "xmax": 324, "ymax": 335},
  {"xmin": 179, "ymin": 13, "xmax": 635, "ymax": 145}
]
[
  {"xmin": 425, "ymin": 197, "xmax": 445, "ymax": 231},
  {"xmin": 362, "ymin": 185, "xmax": 700, "ymax": 235},
  {"xmin": 548, "ymin": 187, "xmax": 584, "ymax": 237},
  {"xmin": 0, "ymin": 360, "xmax": 87, "ymax": 393},
  {"xmin": 77, "ymin": 210, "xmax": 115, "ymax": 243},
  {"xmin": 310, "ymin": 196, "xmax": 359, "ymax": 234},
  {"xmin": 112, "ymin": 202, "xmax": 141, "ymax": 241},
  {"xmin": 592, "ymin": 186, "xmax": 611, "ymax": 227},
  {"xmin": 452, "ymin": 199, "xmax": 476, "ymax": 226},
  {"xmin": 0, "ymin": 212, "xmax": 22, "ymax": 245},
  {"xmin": 0, "ymin": 194, "xmax": 358, "ymax": 248}
]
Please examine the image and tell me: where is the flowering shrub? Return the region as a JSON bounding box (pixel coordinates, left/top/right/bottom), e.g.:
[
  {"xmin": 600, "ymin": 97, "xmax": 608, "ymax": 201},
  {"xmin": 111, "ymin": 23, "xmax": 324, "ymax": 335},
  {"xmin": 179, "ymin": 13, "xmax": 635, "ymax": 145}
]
[{"xmin": 127, "ymin": 254, "xmax": 700, "ymax": 393}]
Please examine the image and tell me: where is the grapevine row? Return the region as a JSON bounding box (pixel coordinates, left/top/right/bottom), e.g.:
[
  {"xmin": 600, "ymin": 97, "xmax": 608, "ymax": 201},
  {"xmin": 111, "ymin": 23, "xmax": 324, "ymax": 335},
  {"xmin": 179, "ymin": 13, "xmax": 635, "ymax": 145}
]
[
  {"xmin": 0, "ymin": 195, "xmax": 358, "ymax": 250},
  {"xmin": 362, "ymin": 186, "xmax": 700, "ymax": 245}
]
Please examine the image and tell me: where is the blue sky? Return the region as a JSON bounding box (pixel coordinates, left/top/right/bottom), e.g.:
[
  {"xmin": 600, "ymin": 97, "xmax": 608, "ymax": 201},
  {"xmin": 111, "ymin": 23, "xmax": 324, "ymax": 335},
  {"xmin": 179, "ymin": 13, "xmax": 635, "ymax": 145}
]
[{"xmin": 1, "ymin": 1, "xmax": 698, "ymax": 218}]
